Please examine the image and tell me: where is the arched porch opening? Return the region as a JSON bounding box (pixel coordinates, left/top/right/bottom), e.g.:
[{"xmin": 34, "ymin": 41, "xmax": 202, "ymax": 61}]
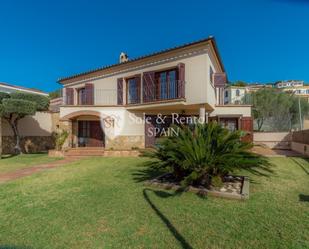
[{"xmin": 61, "ymin": 111, "xmax": 105, "ymax": 148}]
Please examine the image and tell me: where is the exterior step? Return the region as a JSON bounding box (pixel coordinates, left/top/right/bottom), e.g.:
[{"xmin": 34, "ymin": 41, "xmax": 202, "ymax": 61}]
[{"xmin": 64, "ymin": 147, "xmax": 105, "ymax": 157}]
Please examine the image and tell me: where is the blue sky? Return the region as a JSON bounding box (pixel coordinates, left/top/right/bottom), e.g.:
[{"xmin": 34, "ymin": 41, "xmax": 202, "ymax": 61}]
[{"xmin": 0, "ymin": 0, "xmax": 308, "ymax": 92}]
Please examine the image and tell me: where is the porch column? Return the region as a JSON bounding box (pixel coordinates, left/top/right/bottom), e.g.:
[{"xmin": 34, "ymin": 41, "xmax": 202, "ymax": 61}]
[{"xmin": 199, "ymin": 107, "xmax": 206, "ymax": 124}]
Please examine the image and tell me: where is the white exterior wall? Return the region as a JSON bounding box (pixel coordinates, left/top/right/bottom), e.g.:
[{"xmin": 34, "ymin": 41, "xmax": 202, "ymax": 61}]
[
  {"xmin": 211, "ymin": 106, "xmax": 251, "ymax": 117},
  {"xmin": 60, "ymin": 106, "xmax": 144, "ymax": 137},
  {"xmin": 62, "ymin": 47, "xmax": 218, "ymax": 107}
]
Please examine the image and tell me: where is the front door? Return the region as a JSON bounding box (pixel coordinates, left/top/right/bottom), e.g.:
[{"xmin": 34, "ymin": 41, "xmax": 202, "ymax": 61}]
[{"xmin": 78, "ymin": 121, "xmax": 104, "ymax": 147}]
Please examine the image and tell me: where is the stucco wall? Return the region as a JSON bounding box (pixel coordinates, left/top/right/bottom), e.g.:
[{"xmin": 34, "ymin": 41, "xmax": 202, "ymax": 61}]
[
  {"xmin": 291, "ymin": 142, "xmax": 309, "ymax": 156},
  {"xmin": 60, "ymin": 106, "xmax": 144, "ymax": 137},
  {"xmin": 62, "ymin": 44, "xmax": 221, "ymax": 107},
  {"xmin": 211, "ymin": 105, "xmax": 252, "ymax": 117},
  {"xmin": 253, "ymin": 132, "xmax": 291, "ymax": 149},
  {"xmin": 2, "ymin": 111, "xmax": 53, "ymax": 136}
]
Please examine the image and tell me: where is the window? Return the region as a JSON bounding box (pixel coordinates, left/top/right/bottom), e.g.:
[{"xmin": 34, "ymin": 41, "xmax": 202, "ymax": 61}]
[
  {"xmin": 155, "ymin": 69, "xmax": 178, "ymax": 100},
  {"xmin": 127, "ymin": 77, "xmax": 140, "ymax": 104},
  {"xmin": 306, "ymin": 90, "xmax": 309, "ymax": 94},
  {"xmin": 236, "ymin": 89, "xmax": 240, "ymax": 96},
  {"xmin": 78, "ymin": 88, "xmax": 87, "ymax": 105},
  {"xmin": 225, "ymin": 91, "xmax": 228, "ymax": 98}
]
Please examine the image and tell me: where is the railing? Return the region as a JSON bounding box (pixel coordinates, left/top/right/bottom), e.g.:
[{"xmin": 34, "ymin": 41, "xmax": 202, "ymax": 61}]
[
  {"xmin": 63, "ymin": 89, "xmax": 117, "ymax": 106},
  {"xmin": 62, "ymin": 80, "xmax": 185, "ymax": 106},
  {"xmin": 142, "ymin": 80, "xmax": 185, "ymax": 103}
]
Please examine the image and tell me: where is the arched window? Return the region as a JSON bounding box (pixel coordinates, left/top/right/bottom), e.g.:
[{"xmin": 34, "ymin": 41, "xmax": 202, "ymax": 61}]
[{"xmin": 236, "ymin": 89, "xmax": 240, "ymax": 96}]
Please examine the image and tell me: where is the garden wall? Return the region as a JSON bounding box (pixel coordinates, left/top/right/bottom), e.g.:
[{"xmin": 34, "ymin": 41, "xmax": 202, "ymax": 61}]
[
  {"xmin": 253, "ymin": 132, "xmax": 291, "ymax": 149},
  {"xmin": 1, "ymin": 111, "xmax": 58, "ymax": 154},
  {"xmin": 291, "ymin": 129, "xmax": 309, "ymax": 156}
]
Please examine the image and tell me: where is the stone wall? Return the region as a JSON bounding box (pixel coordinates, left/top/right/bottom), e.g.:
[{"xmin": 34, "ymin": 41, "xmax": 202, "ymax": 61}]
[
  {"xmin": 105, "ymin": 135, "xmax": 144, "ymax": 150},
  {"xmin": 2, "ymin": 136, "xmax": 55, "ymax": 154}
]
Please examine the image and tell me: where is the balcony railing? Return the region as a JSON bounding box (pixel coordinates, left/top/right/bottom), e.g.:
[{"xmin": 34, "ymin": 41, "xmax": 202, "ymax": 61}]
[
  {"xmin": 142, "ymin": 80, "xmax": 185, "ymax": 103},
  {"xmin": 62, "ymin": 80, "xmax": 185, "ymax": 106},
  {"xmin": 63, "ymin": 89, "xmax": 117, "ymax": 106}
]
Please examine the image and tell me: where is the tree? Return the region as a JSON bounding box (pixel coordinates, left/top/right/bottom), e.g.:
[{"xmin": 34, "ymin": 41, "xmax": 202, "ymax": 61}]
[
  {"xmin": 244, "ymin": 88, "xmax": 309, "ymax": 131},
  {"xmin": 232, "ymin": 81, "xmax": 247, "ymax": 87},
  {"xmin": 142, "ymin": 123, "xmax": 271, "ymax": 187},
  {"xmin": 243, "ymin": 88, "xmax": 276, "ymax": 131},
  {"xmin": 0, "ymin": 93, "xmax": 49, "ymax": 154},
  {"xmin": 49, "ymin": 89, "xmax": 61, "ymax": 99}
]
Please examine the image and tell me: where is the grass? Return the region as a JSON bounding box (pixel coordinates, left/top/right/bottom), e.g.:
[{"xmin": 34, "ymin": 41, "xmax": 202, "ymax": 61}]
[
  {"xmin": 0, "ymin": 157, "xmax": 308, "ymax": 249},
  {"xmin": 0, "ymin": 154, "xmax": 62, "ymax": 173}
]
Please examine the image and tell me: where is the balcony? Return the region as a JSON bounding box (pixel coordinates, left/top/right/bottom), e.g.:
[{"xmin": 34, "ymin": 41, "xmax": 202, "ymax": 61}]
[
  {"xmin": 63, "ymin": 89, "xmax": 117, "ymax": 106},
  {"xmin": 142, "ymin": 79, "xmax": 185, "ymax": 104},
  {"xmin": 62, "ymin": 80, "xmax": 185, "ymax": 106}
]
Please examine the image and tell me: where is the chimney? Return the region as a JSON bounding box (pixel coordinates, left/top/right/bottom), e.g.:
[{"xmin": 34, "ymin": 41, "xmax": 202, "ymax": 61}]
[{"xmin": 119, "ymin": 52, "xmax": 129, "ymax": 63}]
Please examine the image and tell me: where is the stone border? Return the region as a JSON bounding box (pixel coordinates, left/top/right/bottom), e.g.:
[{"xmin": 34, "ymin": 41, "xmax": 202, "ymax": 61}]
[
  {"xmin": 145, "ymin": 174, "xmax": 249, "ymax": 200},
  {"xmin": 48, "ymin": 150, "xmax": 65, "ymax": 157}
]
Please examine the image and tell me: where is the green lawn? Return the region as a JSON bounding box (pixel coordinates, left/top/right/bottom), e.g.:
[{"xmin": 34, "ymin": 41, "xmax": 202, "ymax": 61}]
[
  {"xmin": 0, "ymin": 154, "xmax": 62, "ymax": 174},
  {"xmin": 0, "ymin": 157, "xmax": 308, "ymax": 249}
]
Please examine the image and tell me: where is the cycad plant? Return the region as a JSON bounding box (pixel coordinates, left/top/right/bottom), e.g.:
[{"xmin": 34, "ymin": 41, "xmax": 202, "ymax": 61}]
[{"xmin": 143, "ymin": 122, "xmax": 271, "ymax": 187}]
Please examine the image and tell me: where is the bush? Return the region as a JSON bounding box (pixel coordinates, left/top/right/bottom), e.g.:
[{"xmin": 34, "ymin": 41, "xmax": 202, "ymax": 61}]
[
  {"xmin": 0, "ymin": 92, "xmax": 10, "ymax": 102},
  {"xmin": 54, "ymin": 130, "xmax": 69, "ymax": 151},
  {"xmin": 143, "ymin": 122, "xmax": 271, "ymax": 187}
]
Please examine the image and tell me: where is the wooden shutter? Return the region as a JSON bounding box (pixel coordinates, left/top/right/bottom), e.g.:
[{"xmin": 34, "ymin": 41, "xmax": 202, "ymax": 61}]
[
  {"xmin": 85, "ymin": 83, "xmax": 94, "ymax": 105},
  {"xmin": 178, "ymin": 63, "xmax": 185, "ymax": 98},
  {"xmin": 213, "ymin": 73, "xmax": 227, "ymax": 88},
  {"xmin": 135, "ymin": 74, "xmax": 141, "ymax": 104},
  {"xmin": 117, "ymin": 78, "xmax": 123, "ymax": 105},
  {"xmin": 65, "ymin": 88, "xmax": 74, "ymax": 105},
  {"xmin": 241, "ymin": 117, "xmax": 253, "ymax": 142},
  {"xmin": 143, "ymin": 71, "xmax": 155, "ymax": 102}
]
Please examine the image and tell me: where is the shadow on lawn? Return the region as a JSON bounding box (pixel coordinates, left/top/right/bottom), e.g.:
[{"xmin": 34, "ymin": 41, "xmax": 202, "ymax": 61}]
[
  {"xmin": 143, "ymin": 188, "xmax": 193, "ymax": 249},
  {"xmin": 132, "ymin": 163, "xmax": 165, "ymax": 183},
  {"xmin": 0, "ymin": 246, "xmax": 31, "ymax": 249},
  {"xmin": 291, "ymin": 158, "xmax": 309, "ymax": 175},
  {"xmin": 299, "ymin": 194, "xmax": 309, "ymax": 202}
]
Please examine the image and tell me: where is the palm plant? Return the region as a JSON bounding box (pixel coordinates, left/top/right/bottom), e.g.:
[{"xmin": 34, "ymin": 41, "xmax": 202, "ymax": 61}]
[{"xmin": 143, "ymin": 122, "xmax": 271, "ymax": 187}]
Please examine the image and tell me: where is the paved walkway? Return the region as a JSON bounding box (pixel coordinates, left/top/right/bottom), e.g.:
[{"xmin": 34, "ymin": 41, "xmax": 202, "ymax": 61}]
[
  {"xmin": 252, "ymin": 146, "xmax": 303, "ymax": 157},
  {"xmin": 0, "ymin": 157, "xmax": 81, "ymax": 184}
]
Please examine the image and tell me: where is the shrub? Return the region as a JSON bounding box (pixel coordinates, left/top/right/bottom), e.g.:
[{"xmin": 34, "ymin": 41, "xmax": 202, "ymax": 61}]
[
  {"xmin": 142, "ymin": 122, "xmax": 271, "ymax": 187},
  {"xmin": 54, "ymin": 130, "xmax": 69, "ymax": 151}
]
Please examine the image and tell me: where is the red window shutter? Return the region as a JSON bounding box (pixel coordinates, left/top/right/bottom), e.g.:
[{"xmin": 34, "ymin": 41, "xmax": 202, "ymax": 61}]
[
  {"xmin": 177, "ymin": 63, "xmax": 185, "ymax": 98},
  {"xmin": 117, "ymin": 78, "xmax": 123, "ymax": 105},
  {"xmin": 85, "ymin": 83, "xmax": 94, "ymax": 105},
  {"xmin": 241, "ymin": 117, "xmax": 253, "ymax": 142},
  {"xmin": 143, "ymin": 71, "xmax": 155, "ymax": 102},
  {"xmin": 65, "ymin": 88, "xmax": 74, "ymax": 105},
  {"xmin": 135, "ymin": 74, "xmax": 141, "ymax": 104},
  {"xmin": 213, "ymin": 73, "xmax": 227, "ymax": 88}
]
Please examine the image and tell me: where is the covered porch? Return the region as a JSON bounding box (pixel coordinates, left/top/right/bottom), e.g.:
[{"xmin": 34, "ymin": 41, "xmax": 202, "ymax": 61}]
[{"xmin": 60, "ymin": 111, "xmax": 105, "ymax": 148}]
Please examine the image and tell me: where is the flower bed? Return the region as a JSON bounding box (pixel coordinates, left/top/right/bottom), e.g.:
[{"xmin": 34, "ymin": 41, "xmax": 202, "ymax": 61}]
[{"xmin": 145, "ymin": 173, "xmax": 249, "ymax": 200}]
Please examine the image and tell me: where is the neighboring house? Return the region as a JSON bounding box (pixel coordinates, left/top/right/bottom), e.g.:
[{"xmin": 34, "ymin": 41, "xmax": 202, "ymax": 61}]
[
  {"xmin": 274, "ymin": 80, "xmax": 304, "ymax": 89},
  {"xmin": 0, "ymin": 82, "xmax": 48, "ymax": 96},
  {"xmin": 224, "ymin": 86, "xmax": 246, "ymax": 104},
  {"xmin": 0, "ymin": 82, "xmax": 54, "ymax": 154},
  {"xmin": 58, "ymin": 37, "xmax": 253, "ymax": 150},
  {"xmin": 282, "ymin": 85, "xmax": 309, "ymax": 102},
  {"xmin": 245, "ymin": 83, "xmax": 273, "ymax": 93}
]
